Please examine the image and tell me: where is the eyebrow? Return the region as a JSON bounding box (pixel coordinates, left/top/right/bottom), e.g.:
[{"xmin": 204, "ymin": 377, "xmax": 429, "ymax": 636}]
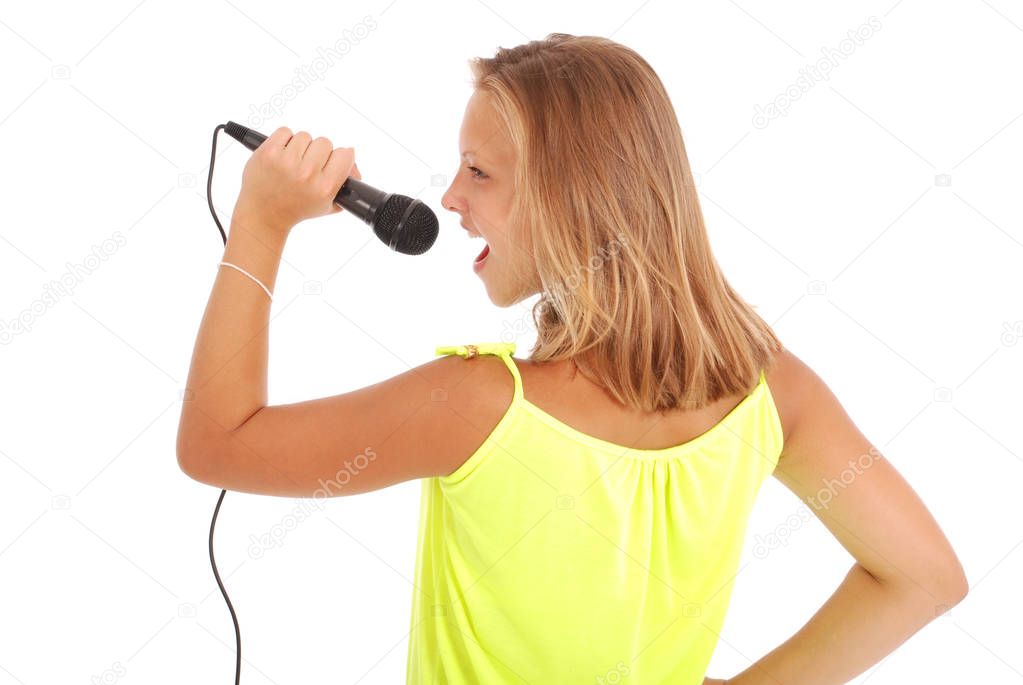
[{"xmin": 461, "ymin": 150, "xmax": 486, "ymax": 161}]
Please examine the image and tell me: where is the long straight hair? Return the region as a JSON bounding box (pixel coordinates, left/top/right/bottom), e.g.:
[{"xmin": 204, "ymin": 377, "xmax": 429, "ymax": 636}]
[{"xmin": 470, "ymin": 33, "xmax": 783, "ymax": 413}]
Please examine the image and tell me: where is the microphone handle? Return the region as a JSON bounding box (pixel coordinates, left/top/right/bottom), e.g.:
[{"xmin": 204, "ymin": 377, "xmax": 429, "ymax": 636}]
[
  {"xmin": 223, "ymin": 121, "xmax": 385, "ymax": 224},
  {"xmin": 334, "ymin": 178, "xmax": 389, "ymax": 226},
  {"xmin": 226, "ymin": 122, "xmax": 267, "ymax": 153}
]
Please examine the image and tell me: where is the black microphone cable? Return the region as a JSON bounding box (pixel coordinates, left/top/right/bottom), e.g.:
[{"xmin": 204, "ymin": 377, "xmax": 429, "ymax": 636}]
[{"xmin": 202, "ymin": 123, "xmax": 243, "ymax": 685}]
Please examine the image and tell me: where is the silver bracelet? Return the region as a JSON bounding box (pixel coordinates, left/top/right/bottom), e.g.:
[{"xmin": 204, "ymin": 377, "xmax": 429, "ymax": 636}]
[{"xmin": 219, "ymin": 261, "xmax": 273, "ymax": 301}]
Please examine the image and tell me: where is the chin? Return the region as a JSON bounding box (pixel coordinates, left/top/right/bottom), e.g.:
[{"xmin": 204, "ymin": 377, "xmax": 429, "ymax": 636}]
[
  {"xmin": 484, "ymin": 289, "xmax": 515, "ymax": 308},
  {"xmin": 485, "ymin": 282, "xmax": 535, "ymax": 308}
]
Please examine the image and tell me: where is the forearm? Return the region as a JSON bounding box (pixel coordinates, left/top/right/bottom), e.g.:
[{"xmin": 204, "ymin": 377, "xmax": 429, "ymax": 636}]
[
  {"xmin": 729, "ymin": 563, "xmax": 962, "ymax": 685},
  {"xmin": 177, "ymin": 209, "xmax": 287, "ymax": 455}
]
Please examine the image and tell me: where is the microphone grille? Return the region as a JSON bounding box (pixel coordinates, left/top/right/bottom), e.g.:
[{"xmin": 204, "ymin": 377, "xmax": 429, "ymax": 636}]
[{"xmin": 374, "ymin": 196, "xmax": 439, "ymax": 255}]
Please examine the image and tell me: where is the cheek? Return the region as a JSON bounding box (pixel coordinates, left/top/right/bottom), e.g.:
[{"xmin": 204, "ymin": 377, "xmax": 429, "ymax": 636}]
[{"xmin": 504, "ymin": 220, "xmax": 531, "ymax": 256}]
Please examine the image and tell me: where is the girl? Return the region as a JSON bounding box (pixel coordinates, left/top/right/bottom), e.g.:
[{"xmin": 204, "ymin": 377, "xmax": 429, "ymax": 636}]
[{"xmin": 177, "ymin": 33, "xmax": 967, "ymax": 684}]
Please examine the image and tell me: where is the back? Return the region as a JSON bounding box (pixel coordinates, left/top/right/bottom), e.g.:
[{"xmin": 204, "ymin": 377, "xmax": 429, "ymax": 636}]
[{"xmin": 406, "ymin": 341, "xmax": 783, "ymax": 684}]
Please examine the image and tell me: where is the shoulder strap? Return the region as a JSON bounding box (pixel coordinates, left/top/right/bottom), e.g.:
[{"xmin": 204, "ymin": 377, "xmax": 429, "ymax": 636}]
[{"xmin": 435, "ymin": 341, "xmax": 523, "ymax": 402}]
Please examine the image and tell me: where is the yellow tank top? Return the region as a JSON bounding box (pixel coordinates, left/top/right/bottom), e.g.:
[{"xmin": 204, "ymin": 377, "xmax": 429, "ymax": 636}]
[{"xmin": 406, "ymin": 341, "xmax": 782, "ymax": 684}]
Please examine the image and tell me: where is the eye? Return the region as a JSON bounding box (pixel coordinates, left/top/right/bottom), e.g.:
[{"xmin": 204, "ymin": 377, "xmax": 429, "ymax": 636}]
[{"xmin": 467, "ymin": 165, "xmax": 488, "ymax": 180}]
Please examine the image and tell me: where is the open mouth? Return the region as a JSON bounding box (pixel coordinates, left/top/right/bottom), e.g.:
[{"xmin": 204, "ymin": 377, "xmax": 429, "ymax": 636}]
[{"xmin": 474, "ymin": 243, "xmax": 490, "ymax": 264}]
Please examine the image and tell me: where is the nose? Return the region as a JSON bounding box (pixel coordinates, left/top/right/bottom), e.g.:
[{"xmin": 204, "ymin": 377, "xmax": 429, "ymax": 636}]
[{"xmin": 441, "ymin": 179, "xmax": 463, "ymax": 215}]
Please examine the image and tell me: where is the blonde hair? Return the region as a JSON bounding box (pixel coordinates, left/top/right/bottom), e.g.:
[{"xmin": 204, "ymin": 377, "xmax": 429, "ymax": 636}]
[{"xmin": 470, "ymin": 33, "xmax": 784, "ymax": 413}]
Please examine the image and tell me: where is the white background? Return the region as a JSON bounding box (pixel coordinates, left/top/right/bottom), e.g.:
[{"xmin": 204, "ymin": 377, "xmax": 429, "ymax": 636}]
[{"xmin": 1, "ymin": 0, "xmax": 1020, "ymax": 683}]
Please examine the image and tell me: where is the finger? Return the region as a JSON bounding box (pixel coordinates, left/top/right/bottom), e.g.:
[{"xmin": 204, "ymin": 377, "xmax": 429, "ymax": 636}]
[
  {"xmin": 304, "ymin": 136, "xmax": 333, "ymax": 169},
  {"xmin": 265, "ymin": 126, "xmax": 293, "ymax": 151},
  {"xmin": 322, "ymin": 147, "xmax": 356, "ymax": 193},
  {"xmin": 351, "ymin": 162, "xmax": 362, "ymax": 181},
  {"xmin": 284, "ymin": 130, "xmax": 312, "ymax": 158},
  {"xmin": 318, "ymin": 143, "xmax": 349, "ymax": 172}
]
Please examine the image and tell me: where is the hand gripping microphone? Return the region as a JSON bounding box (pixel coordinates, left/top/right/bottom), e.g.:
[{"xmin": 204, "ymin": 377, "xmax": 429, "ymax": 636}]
[{"xmin": 223, "ymin": 121, "xmax": 438, "ymax": 255}]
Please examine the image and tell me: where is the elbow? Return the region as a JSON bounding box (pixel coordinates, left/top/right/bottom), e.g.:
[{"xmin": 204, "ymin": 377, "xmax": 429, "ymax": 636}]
[
  {"xmin": 176, "ymin": 404, "xmax": 239, "ymax": 482},
  {"xmin": 871, "ymin": 555, "xmax": 969, "ymax": 611},
  {"xmin": 177, "ymin": 448, "xmax": 201, "ymax": 482},
  {"xmin": 176, "ymin": 444, "xmax": 220, "ymax": 487},
  {"xmin": 176, "ymin": 421, "xmax": 200, "ymax": 478},
  {"xmin": 934, "ymin": 579, "xmax": 968, "ymax": 618},
  {"xmin": 176, "ymin": 440, "xmax": 204, "ymax": 482},
  {"xmin": 176, "ymin": 426, "xmax": 194, "ymax": 477},
  {"xmin": 176, "ymin": 408, "xmax": 202, "ymax": 477},
  {"xmin": 176, "ymin": 423, "xmax": 221, "ymax": 484},
  {"xmin": 944, "ymin": 568, "xmax": 969, "ymax": 606},
  {"xmin": 945, "ymin": 549, "xmax": 969, "ymax": 600},
  {"xmin": 933, "ymin": 555, "xmax": 970, "ymax": 610}
]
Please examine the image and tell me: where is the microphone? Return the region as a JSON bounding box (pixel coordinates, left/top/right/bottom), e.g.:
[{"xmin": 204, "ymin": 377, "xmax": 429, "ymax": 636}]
[{"xmin": 223, "ymin": 121, "xmax": 438, "ymax": 255}]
